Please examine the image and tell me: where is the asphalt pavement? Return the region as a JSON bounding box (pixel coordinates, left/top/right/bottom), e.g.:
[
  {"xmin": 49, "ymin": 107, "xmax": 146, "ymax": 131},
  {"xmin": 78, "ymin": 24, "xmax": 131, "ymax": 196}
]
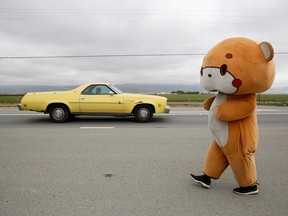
[{"xmin": 0, "ymin": 106, "xmax": 287, "ymax": 216}]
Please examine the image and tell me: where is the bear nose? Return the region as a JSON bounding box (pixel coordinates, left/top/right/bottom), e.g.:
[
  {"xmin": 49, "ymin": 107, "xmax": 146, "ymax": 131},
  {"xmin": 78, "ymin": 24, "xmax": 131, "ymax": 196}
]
[{"xmin": 208, "ymin": 74, "xmax": 212, "ymax": 77}]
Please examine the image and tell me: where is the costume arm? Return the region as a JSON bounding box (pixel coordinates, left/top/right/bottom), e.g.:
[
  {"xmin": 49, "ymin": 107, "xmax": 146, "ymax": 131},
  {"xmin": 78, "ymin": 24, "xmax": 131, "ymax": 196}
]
[
  {"xmin": 203, "ymin": 96, "xmax": 216, "ymax": 111},
  {"xmin": 215, "ymin": 94, "xmax": 256, "ymax": 121}
]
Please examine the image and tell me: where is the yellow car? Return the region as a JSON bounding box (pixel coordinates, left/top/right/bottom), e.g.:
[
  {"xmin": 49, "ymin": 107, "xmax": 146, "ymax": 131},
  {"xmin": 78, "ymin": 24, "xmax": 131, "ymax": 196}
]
[{"xmin": 18, "ymin": 83, "xmax": 170, "ymax": 123}]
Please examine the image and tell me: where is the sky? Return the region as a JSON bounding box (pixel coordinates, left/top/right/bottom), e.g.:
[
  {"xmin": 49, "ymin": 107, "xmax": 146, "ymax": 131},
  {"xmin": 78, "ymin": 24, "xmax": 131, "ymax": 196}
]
[{"xmin": 0, "ymin": 0, "xmax": 288, "ymax": 90}]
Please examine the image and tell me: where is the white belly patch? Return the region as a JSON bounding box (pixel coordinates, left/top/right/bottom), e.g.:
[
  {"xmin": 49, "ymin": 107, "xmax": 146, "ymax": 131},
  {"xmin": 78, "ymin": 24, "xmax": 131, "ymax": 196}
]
[{"xmin": 208, "ymin": 93, "xmax": 228, "ymax": 147}]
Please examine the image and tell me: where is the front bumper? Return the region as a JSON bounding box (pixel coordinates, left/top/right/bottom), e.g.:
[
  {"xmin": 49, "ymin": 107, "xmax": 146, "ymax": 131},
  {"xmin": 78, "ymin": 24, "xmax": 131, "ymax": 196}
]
[
  {"xmin": 17, "ymin": 104, "xmax": 23, "ymax": 111},
  {"xmin": 165, "ymin": 105, "xmax": 171, "ymax": 114}
]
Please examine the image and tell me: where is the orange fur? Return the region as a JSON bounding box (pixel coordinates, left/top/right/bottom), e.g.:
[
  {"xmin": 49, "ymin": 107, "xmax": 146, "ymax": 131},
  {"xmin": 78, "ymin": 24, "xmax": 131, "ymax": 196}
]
[
  {"xmin": 200, "ymin": 37, "xmax": 275, "ymax": 187},
  {"xmin": 202, "ymin": 37, "xmax": 275, "ymax": 94}
]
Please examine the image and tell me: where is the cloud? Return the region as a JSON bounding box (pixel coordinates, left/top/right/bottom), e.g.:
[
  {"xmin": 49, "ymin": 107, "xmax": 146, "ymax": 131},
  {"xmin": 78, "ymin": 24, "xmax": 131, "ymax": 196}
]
[{"xmin": 0, "ymin": 0, "xmax": 287, "ymax": 90}]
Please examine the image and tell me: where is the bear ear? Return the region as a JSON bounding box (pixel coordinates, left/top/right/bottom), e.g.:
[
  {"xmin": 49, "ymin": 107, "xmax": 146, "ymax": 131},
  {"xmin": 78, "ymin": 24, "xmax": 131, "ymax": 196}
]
[{"xmin": 259, "ymin": 42, "xmax": 274, "ymax": 62}]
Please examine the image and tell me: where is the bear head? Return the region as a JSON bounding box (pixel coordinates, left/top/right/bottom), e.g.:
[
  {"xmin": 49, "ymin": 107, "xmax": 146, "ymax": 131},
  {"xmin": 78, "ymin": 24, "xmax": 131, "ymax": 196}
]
[{"xmin": 200, "ymin": 37, "xmax": 275, "ymax": 95}]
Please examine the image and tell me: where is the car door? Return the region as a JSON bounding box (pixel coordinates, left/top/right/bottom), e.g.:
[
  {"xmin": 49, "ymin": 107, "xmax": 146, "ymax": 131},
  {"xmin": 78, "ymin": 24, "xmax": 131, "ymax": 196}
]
[{"xmin": 79, "ymin": 84, "xmax": 124, "ymax": 113}]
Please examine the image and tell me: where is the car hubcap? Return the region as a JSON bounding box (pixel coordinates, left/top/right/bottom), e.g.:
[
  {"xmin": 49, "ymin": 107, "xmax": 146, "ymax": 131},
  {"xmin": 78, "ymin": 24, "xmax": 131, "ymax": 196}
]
[
  {"xmin": 139, "ymin": 108, "xmax": 149, "ymax": 119},
  {"xmin": 54, "ymin": 108, "xmax": 64, "ymax": 120}
]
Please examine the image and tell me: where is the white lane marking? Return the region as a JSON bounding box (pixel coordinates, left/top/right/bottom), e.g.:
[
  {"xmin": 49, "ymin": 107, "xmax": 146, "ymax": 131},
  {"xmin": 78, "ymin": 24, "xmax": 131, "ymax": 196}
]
[
  {"xmin": 80, "ymin": 127, "xmax": 115, "ymax": 129},
  {"xmin": 0, "ymin": 114, "xmax": 43, "ymax": 116},
  {"xmin": 1, "ymin": 109, "xmax": 288, "ymax": 117}
]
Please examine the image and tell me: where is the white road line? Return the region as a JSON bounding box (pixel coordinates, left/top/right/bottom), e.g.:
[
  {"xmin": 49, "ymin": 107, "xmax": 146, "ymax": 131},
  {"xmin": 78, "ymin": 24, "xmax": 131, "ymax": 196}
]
[
  {"xmin": 1, "ymin": 111, "xmax": 287, "ymax": 117},
  {"xmin": 0, "ymin": 114, "xmax": 43, "ymax": 116},
  {"xmin": 80, "ymin": 127, "xmax": 115, "ymax": 129}
]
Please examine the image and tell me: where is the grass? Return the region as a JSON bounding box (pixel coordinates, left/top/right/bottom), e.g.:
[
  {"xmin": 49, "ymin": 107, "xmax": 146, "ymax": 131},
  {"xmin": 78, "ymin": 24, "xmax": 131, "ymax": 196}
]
[
  {"xmin": 158, "ymin": 93, "xmax": 288, "ymax": 106},
  {"xmin": 256, "ymin": 94, "xmax": 288, "ymax": 105},
  {"xmin": 0, "ymin": 95, "xmax": 23, "ymax": 104},
  {"xmin": 158, "ymin": 94, "xmax": 211, "ymax": 102},
  {"xmin": 0, "ymin": 93, "xmax": 287, "ymax": 106}
]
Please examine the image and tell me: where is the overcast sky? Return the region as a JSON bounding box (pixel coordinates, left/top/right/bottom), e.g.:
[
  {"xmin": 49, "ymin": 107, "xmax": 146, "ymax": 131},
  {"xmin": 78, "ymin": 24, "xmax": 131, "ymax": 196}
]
[{"xmin": 0, "ymin": 0, "xmax": 287, "ymax": 89}]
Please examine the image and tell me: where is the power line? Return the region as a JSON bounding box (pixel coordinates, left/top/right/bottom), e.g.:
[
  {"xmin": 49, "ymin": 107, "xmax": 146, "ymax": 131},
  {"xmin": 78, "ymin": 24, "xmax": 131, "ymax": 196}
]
[
  {"xmin": 0, "ymin": 53, "xmax": 205, "ymax": 59},
  {"xmin": 0, "ymin": 52, "xmax": 287, "ymax": 59},
  {"xmin": 0, "ymin": 8, "xmax": 287, "ymax": 13},
  {"xmin": 275, "ymin": 51, "xmax": 288, "ymax": 54},
  {"xmin": 1, "ymin": 17, "xmax": 287, "ymax": 25}
]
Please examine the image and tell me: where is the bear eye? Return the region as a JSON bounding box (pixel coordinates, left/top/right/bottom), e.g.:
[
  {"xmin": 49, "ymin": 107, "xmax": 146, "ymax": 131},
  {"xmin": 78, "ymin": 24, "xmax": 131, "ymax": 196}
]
[
  {"xmin": 225, "ymin": 53, "xmax": 233, "ymax": 59},
  {"xmin": 220, "ymin": 64, "xmax": 227, "ymax": 76}
]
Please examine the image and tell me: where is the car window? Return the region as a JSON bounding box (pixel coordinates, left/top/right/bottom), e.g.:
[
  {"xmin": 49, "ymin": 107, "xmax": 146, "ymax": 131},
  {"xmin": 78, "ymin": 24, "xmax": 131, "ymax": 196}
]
[
  {"xmin": 109, "ymin": 84, "xmax": 124, "ymax": 94},
  {"xmin": 81, "ymin": 85, "xmax": 115, "ymax": 95}
]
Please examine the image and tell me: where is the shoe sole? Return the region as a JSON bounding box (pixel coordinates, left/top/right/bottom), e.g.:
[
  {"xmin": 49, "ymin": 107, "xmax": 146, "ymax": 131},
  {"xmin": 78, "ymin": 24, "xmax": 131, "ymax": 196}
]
[
  {"xmin": 233, "ymin": 189, "xmax": 259, "ymax": 195},
  {"xmin": 190, "ymin": 174, "xmax": 210, "ymax": 189}
]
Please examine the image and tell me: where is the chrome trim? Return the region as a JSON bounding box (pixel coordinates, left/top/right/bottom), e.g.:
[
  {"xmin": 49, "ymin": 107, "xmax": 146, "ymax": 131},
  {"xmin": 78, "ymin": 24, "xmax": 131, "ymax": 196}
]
[
  {"xmin": 71, "ymin": 112, "xmax": 131, "ymax": 116},
  {"xmin": 165, "ymin": 105, "xmax": 171, "ymax": 114},
  {"xmin": 17, "ymin": 104, "xmax": 23, "ymax": 111}
]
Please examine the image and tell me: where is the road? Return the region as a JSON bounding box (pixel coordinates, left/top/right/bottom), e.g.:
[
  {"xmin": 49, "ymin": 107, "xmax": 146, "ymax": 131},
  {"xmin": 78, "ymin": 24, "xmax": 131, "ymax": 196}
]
[
  {"xmin": 0, "ymin": 106, "xmax": 288, "ymax": 216},
  {"xmin": 0, "ymin": 106, "xmax": 287, "ymax": 128}
]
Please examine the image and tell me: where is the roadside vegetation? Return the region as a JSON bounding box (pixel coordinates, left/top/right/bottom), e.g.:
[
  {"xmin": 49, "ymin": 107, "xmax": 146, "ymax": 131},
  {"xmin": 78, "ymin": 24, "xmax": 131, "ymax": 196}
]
[
  {"xmin": 0, "ymin": 95, "xmax": 23, "ymax": 105},
  {"xmin": 0, "ymin": 93, "xmax": 287, "ymax": 106},
  {"xmin": 159, "ymin": 93, "xmax": 288, "ymax": 106}
]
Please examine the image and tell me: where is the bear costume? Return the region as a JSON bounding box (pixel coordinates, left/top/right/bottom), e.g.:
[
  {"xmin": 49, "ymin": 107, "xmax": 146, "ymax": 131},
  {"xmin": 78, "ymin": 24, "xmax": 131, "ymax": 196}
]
[{"xmin": 190, "ymin": 37, "xmax": 275, "ymax": 195}]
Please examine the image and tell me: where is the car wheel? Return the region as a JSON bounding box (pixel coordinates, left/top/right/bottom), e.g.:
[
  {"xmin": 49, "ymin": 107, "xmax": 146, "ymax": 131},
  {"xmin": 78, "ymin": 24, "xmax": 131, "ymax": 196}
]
[
  {"xmin": 134, "ymin": 105, "xmax": 153, "ymax": 123},
  {"xmin": 49, "ymin": 105, "xmax": 70, "ymax": 123}
]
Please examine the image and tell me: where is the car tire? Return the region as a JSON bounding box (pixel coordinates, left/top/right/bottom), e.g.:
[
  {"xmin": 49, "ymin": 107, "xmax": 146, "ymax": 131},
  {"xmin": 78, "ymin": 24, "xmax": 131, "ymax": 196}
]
[
  {"xmin": 49, "ymin": 105, "xmax": 70, "ymax": 123},
  {"xmin": 134, "ymin": 105, "xmax": 153, "ymax": 123}
]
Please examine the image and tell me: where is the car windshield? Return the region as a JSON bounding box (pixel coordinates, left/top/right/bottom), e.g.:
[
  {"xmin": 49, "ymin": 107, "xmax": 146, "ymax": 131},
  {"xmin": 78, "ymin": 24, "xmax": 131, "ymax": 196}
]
[{"xmin": 109, "ymin": 84, "xmax": 124, "ymax": 94}]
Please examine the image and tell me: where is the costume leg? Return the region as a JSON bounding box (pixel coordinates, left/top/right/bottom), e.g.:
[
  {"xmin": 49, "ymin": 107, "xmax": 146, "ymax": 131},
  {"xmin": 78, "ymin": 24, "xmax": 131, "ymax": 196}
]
[
  {"xmin": 228, "ymin": 153, "xmax": 257, "ymax": 187},
  {"xmin": 203, "ymin": 141, "xmax": 229, "ymax": 179}
]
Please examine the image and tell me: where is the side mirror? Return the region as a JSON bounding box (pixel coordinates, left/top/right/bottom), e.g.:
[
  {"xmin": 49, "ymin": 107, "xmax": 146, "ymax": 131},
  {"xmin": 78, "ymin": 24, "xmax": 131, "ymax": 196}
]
[{"xmin": 109, "ymin": 91, "xmax": 114, "ymax": 96}]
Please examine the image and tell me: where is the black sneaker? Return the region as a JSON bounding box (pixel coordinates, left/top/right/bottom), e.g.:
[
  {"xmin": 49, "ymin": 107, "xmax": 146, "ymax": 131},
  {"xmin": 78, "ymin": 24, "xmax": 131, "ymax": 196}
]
[
  {"xmin": 190, "ymin": 174, "xmax": 211, "ymax": 189},
  {"xmin": 233, "ymin": 185, "xmax": 258, "ymax": 195}
]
